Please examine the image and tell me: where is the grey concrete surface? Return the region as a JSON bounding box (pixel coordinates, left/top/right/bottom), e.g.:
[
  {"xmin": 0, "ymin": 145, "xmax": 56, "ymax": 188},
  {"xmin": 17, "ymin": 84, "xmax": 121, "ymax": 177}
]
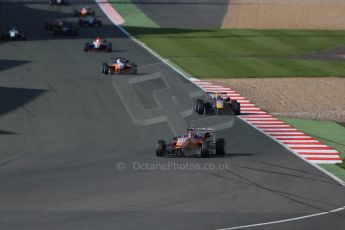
[{"xmin": 0, "ymin": 1, "xmax": 345, "ymax": 229}]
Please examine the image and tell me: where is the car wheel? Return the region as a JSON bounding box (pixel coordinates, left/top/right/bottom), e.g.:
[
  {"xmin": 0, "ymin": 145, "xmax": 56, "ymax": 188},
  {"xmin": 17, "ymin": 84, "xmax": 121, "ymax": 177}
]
[
  {"xmin": 101, "ymin": 64, "xmax": 108, "ymax": 74},
  {"xmin": 107, "ymin": 43, "xmax": 112, "ymax": 52},
  {"xmin": 233, "ymin": 101, "xmax": 240, "ymax": 115},
  {"xmin": 156, "ymin": 140, "xmax": 166, "ymax": 157},
  {"xmin": 200, "ymin": 141, "xmax": 210, "ymax": 158},
  {"xmin": 195, "ymin": 99, "xmax": 204, "ymax": 114},
  {"xmin": 216, "ymin": 138, "xmax": 225, "ymax": 156},
  {"xmin": 203, "ymin": 103, "xmax": 210, "ymax": 115}
]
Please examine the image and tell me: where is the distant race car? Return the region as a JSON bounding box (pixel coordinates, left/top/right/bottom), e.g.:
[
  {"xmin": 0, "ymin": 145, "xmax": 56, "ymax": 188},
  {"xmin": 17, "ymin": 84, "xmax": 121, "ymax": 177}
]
[
  {"xmin": 52, "ymin": 23, "xmax": 79, "ymax": 36},
  {"xmin": 45, "ymin": 18, "xmax": 65, "ymax": 30},
  {"xmin": 1, "ymin": 27, "xmax": 26, "ymax": 41},
  {"xmin": 101, "ymin": 57, "xmax": 137, "ymax": 75},
  {"xmin": 195, "ymin": 92, "xmax": 241, "ymax": 115},
  {"xmin": 78, "ymin": 17, "xmax": 102, "ymax": 27},
  {"xmin": 49, "ymin": 0, "xmax": 69, "ymax": 5},
  {"xmin": 156, "ymin": 128, "xmax": 225, "ymax": 157},
  {"xmin": 74, "ymin": 6, "xmax": 95, "ymax": 17},
  {"xmin": 84, "ymin": 37, "xmax": 112, "ymax": 52}
]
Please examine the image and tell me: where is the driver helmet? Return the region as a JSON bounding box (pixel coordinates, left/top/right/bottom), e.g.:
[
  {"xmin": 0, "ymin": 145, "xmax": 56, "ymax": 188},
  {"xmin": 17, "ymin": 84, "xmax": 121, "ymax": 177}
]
[{"xmin": 187, "ymin": 129, "xmax": 196, "ymax": 138}]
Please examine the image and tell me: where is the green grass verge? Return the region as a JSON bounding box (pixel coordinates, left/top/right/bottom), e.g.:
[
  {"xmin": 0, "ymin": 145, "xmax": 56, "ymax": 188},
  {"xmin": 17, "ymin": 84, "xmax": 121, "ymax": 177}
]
[
  {"xmin": 128, "ymin": 29, "xmax": 345, "ymax": 78},
  {"xmin": 111, "ymin": 1, "xmax": 345, "ymax": 78},
  {"xmin": 279, "ymin": 117, "xmax": 345, "ymax": 182}
]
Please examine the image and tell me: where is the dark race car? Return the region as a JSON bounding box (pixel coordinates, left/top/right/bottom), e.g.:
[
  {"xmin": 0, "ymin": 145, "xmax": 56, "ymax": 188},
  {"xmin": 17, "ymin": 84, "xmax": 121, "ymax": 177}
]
[
  {"xmin": 156, "ymin": 128, "xmax": 225, "ymax": 157},
  {"xmin": 101, "ymin": 57, "xmax": 137, "ymax": 75},
  {"xmin": 52, "ymin": 23, "xmax": 79, "ymax": 36},
  {"xmin": 45, "ymin": 18, "xmax": 65, "ymax": 30},
  {"xmin": 84, "ymin": 38, "xmax": 112, "ymax": 52},
  {"xmin": 49, "ymin": 0, "xmax": 69, "ymax": 5},
  {"xmin": 195, "ymin": 92, "xmax": 241, "ymax": 115},
  {"xmin": 78, "ymin": 17, "xmax": 102, "ymax": 28},
  {"xmin": 1, "ymin": 27, "xmax": 26, "ymax": 41},
  {"xmin": 74, "ymin": 6, "xmax": 95, "ymax": 17}
]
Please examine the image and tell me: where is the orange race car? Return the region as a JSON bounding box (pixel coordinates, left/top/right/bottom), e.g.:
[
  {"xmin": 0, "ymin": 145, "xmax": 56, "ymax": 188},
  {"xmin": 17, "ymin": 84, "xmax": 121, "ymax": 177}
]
[
  {"xmin": 156, "ymin": 128, "xmax": 225, "ymax": 157},
  {"xmin": 101, "ymin": 57, "xmax": 137, "ymax": 75}
]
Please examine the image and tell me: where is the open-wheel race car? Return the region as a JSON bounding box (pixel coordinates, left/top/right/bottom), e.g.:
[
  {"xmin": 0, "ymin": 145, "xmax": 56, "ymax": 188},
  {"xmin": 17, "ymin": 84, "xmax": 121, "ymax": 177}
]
[
  {"xmin": 49, "ymin": 0, "xmax": 69, "ymax": 5},
  {"xmin": 1, "ymin": 27, "xmax": 26, "ymax": 41},
  {"xmin": 45, "ymin": 18, "xmax": 65, "ymax": 30},
  {"xmin": 195, "ymin": 92, "xmax": 240, "ymax": 115},
  {"xmin": 101, "ymin": 57, "xmax": 137, "ymax": 75},
  {"xmin": 78, "ymin": 16, "xmax": 102, "ymax": 27},
  {"xmin": 84, "ymin": 37, "xmax": 112, "ymax": 52},
  {"xmin": 156, "ymin": 128, "xmax": 225, "ymax": 157},
  {"xmin": 74, "ymin": 6, "xmax": 95, "ymax": 17},
  {"xmin": 52, "ymin": 23, "xmax": 79, "ymax": 36}
]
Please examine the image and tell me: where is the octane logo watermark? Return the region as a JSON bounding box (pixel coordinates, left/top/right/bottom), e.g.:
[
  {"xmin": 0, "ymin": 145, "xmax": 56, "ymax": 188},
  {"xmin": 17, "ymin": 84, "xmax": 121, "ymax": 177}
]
[
  {"xmin": 115, "ymin": 161, "xmax": 231, "ymax": 171},
  {"xmin": 112, "ymin": 71, "xmax": 235, "ymax": 135}
]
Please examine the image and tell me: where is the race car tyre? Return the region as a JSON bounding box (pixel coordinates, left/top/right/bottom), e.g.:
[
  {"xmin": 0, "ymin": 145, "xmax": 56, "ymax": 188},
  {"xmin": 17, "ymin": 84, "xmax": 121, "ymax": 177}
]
[
  {"xmin": 107, "ymin": 43, "xmax": 112, "ymax": 52},
  {"xmin": 101, "ymin": 64, "xmax": 108, "ymax": 74},
  {"xmin": 84, "ymin": 43, "xmax": 89, "ymax": 52},
  {"xmin": 216, "ymin": 138, "xmax": 225, "ymax": 156},
  {"xmin": 200, "ymin": 141, "xmax": 210, "ymax": 158},
  {"xmin": 203, "ymin": 103, "xmax": 211, "ymax": 115},
  {"xmin": 233, "ymin": 101, "xmax": 240, "ymax": 115},
  {"xmin": 156, "ymin": 140, "xmax": 166, "ymax": 157},
  {"xmin": 195, "ymin": 99, "xmax": 204, "ymax": 114}
]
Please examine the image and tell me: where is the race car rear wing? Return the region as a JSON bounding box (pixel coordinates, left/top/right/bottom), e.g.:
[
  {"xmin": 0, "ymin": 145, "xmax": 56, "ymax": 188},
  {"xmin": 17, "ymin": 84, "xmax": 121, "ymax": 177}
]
[
  {"xmin": 206, "ymin": 91, "xmax": 228, "ymax": 99},
  {"xmin": 189, "ymin": 127, "xmax": 214, "ymax": 131}
]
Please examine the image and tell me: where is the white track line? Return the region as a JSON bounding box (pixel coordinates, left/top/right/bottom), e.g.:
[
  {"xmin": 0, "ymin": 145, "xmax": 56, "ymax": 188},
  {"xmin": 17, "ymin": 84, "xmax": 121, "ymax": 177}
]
[{"xmin": 217, "ymin": 206, "xmax": 345, "ymax": 230}]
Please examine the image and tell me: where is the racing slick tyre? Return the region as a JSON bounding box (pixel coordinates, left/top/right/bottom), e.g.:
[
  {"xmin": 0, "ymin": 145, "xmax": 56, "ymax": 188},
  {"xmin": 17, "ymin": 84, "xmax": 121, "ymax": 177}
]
[
  {"xmin": 195, "ymin": 99, "xmax": 204, "ymax": 114},
  {"xmin": 156, "ymin": 140, "xmax": 166, "ymax": 157},
  {"xmin": 203, "ymin": 103, "xmax": 211, "ymax": 115},
  {"xmin": 107, "ymin": 43, "xmax": 112, "ymax": 52},
  {"xmin": 232, "ymin": 101, "xmax": 240, "ymax": 115},
  {"xmin": 216, "ymin": 138, "xmax": 225, "ymax": 156},
  {"xmin": 84, "ymin": 42, "xmax": 89, "ymax": 52},
  {"xmin": 101, "ymin": 64, "xmax": 109, "ymax": 74},
  {"xmin": 200, "ymin": 141, "xmax": 210, "ymax": 158}
]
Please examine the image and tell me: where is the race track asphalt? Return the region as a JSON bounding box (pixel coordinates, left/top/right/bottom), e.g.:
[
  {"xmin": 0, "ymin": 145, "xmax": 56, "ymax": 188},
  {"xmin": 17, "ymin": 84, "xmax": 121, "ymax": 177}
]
[
  {"xmin": 0, "ymin": 1, "xmax": 345, "ymax": 229},
  {"xmin": 132, "ymin": 0, "xmax": 230, "ymax": 28}
]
